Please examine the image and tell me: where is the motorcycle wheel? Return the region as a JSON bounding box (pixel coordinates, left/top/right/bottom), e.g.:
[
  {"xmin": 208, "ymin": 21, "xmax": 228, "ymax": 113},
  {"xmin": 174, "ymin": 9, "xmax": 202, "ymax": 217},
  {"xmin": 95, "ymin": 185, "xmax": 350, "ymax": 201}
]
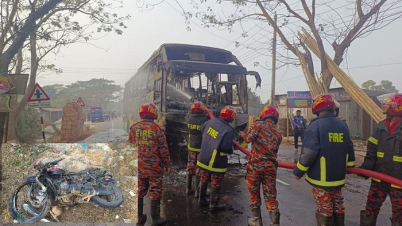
[
  {"xmin": 92, "ymin": 184, "xmax": 123, "ymax": 209},
  {"xmin": 7, "ymin": 180, "xmax": 51, "ymax": 223}
]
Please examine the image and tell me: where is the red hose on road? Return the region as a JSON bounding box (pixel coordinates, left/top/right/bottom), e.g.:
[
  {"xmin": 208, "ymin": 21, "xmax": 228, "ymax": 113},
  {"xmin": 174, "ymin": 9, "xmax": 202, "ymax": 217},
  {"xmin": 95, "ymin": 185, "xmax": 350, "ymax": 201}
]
[
  {"xmin": 204, "ymin": 107, "xmax": 402, "ymax": 187},
  {"xmin": 278, "ymin": 162, "xmax": 402, "ymax": 188}
]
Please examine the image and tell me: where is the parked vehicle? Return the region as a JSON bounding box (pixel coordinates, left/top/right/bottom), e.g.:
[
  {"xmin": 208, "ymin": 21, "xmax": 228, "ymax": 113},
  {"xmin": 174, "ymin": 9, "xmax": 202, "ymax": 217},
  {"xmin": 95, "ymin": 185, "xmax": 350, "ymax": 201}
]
[{"xmin": 90, "ymin": 107, "xmax": 104, "ymax": 122}]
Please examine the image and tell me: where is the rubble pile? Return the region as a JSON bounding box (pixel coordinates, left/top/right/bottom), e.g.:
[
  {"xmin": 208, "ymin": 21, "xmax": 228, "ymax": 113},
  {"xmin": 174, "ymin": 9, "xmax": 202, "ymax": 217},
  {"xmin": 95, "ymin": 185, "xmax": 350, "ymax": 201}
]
[{"xmin": 60, "ymin": 102, "xmax": 85, "ymax": 141}]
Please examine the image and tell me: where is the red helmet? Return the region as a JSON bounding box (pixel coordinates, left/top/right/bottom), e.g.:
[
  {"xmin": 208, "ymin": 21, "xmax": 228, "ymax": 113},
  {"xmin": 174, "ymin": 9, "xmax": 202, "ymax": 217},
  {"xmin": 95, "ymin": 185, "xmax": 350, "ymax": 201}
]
[
  {"xmin": 190, "ymin": 101, "xmax": 206, "ymax": 113},
  {"xmin": 220, "ymin": 105, "xmax": 237, "ymax": 123},
  {"xmin": 380, "ymin": 93, "xmax": 402, "ymax": 116},
  {"xmin": 312, "ymin": 94, "xmax": 335, "ymax": 115},
  {"xmin": 139, "ymin": 103, "xmax": 158, "ymax": 119},
  {"xmin": 259, "ymin": 105, "xmax": 279, "ymax": 124}
]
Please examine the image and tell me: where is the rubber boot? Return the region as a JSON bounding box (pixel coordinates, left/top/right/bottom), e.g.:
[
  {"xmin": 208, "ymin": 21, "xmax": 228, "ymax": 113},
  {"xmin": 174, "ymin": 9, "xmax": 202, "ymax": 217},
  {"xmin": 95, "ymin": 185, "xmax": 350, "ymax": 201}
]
[
  {"xmin": 186, "ymin": 173, "xmax": 194, "ymax": 195},
  {"xmin": 316, "ymin": 213, "xmax": 334, "ymax": 226},
  {"xmin": 136, "ymin": 198, "xmax": 147, "ymax": 226},
  {"xmin": 269, "ymin": 211, "xmax": 280, "ymax": 226},
  {"xmin": 150, "ymin": 199, "xmax": 166, "ymax": 226},
  {"xmin": 209, "ymin": 187, "xmax": 227, "ymax": 213},
  {"xmin": 360, "ymin": 210, "xmax": 377, "ymax": 226},
  {"xmin": 247, "ymin": 207, "xmax": 262, "ymax": 226},
  {"xmin": 333, "ymin": 213, "xmax": 344, "ymax": 226},
  {"xmin": 198, "ymin": 182, "xmax": 208, "ymax": 207},
  {"xmin": 194, "ymin": 175, "xmax": 201, "ymax": 198}
]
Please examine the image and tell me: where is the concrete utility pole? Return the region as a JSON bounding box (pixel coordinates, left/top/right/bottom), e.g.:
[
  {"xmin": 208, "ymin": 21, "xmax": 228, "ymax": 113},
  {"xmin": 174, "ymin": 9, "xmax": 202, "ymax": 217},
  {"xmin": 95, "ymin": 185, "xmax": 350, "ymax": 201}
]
[{"xmin": 270, "ymin": 14, "xmax": 277, "ymax": 105}]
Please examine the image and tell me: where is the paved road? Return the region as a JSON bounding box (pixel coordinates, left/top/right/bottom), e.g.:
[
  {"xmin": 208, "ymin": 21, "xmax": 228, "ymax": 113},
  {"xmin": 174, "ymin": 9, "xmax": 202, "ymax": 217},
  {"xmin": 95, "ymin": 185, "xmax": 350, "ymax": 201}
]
[
  {"xmin": 141, "ymin": 143, "xmax": 392, "ymax": 226},
  {"xmin": 82, "ymin": 118, "xmax": 128, "ymax": 143}
]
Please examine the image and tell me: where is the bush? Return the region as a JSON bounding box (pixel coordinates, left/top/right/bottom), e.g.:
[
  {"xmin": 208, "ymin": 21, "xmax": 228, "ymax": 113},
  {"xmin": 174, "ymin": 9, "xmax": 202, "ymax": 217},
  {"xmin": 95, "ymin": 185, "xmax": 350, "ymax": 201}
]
[{"xmin": 16, "ymin": 108, "xmax": 42, "ymax": 142}]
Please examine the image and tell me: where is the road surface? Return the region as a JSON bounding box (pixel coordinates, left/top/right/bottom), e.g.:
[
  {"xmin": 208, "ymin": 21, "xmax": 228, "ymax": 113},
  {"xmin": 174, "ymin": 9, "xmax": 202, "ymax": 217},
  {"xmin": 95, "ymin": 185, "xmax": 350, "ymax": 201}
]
[
  {"xmin": 140, "ymin": 143, "xmax": 392, "ymax": 226},
  {"xmin": 82, "ymin": 117, "xmax": 128, "ymax": 143}
]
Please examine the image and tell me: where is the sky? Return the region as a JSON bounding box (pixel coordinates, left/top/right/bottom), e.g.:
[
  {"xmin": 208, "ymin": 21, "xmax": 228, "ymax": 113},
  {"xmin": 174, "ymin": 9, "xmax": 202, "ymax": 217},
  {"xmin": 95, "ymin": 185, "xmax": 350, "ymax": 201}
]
[{"xmin": 37, "ymin": 0, "xmax": 402, "ymax": 103}]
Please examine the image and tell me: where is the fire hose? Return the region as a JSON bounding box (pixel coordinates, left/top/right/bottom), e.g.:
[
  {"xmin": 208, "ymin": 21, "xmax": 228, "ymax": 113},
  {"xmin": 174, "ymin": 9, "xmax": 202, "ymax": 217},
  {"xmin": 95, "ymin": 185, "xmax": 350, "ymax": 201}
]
[{"xmin": 204, "ymin": 107, "xmax": 402, "ymax": 188}]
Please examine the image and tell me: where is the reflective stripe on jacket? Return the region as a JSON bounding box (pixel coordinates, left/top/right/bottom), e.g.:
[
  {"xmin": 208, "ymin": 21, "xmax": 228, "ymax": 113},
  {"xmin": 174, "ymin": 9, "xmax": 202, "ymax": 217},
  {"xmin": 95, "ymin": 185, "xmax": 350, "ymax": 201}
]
[
  {"xmin": 361, "ymin": 119, "xmax": 402, "ymax": 188},
  {"xmin": 186, "ymin": 113, "xmax": 209, "ymax": 152}
]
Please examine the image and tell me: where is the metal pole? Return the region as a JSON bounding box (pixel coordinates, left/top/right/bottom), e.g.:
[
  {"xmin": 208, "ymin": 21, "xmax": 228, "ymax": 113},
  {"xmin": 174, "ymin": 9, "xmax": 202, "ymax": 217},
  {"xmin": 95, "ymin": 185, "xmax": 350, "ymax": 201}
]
[
  {"xmin": 270, "ymin": 14, "xmax": 277, "ymax": 105},
  {"xmin": 287, "ymin": 108, "xmax": 290, "ymax": 144},
  {"xmin": 4, "ymin": 112, "xmax": 9, "ymax": 143},
  {"xmin": 39, "ymin": 103, "xmax": 46, "ymax": 143}
]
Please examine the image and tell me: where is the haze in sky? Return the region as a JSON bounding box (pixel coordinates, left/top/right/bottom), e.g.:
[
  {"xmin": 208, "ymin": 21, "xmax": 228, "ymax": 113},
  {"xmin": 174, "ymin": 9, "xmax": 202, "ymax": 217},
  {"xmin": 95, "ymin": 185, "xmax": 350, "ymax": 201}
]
[{"xmin": 38, "ymin": 0, "xmax": 402, "ymax": 103}]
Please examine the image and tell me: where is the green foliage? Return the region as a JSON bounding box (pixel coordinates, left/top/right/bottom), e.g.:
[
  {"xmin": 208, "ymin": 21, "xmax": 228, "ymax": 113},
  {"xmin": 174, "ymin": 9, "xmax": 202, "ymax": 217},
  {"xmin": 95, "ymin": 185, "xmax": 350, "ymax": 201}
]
[
  {"xmin": 16, "ymin": 108, "xmax": 42, "ymax": 143},
  {"xmin": 10, "ymin": 143, "xmax": 51, "ymax": 167},
  {"xmin": 361, "ymin": 80, "xmax": 399, "ymax": 93},
  {"xmin": 43, "ymin": 78, "xmax": 123, "ymax": 109},
  {"xmin": 248, "ymin": 87, "xmax": 262, "ymax": 104}
]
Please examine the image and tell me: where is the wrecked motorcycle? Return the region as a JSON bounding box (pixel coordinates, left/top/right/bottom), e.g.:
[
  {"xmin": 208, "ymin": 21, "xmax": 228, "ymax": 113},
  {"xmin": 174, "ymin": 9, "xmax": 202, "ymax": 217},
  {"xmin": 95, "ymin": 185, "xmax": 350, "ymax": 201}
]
[{"xmin": 8, "ymin": 158, "xmax": 123, "ymax": 223}]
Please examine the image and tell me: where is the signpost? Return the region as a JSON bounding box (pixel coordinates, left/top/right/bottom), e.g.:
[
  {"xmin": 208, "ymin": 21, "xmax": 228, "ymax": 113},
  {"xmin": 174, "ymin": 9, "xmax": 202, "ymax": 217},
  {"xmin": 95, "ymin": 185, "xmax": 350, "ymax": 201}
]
[
  {"xmin": 27, "ymin": 83, "xmax": 51, "ymax": 143},
  {"xmin": 28, "ymin": 102, "xmax": 51, "ymax": 108},
  {"xmin": 287, "ymin": 91, "xmax": 313, "ymax": 108},
  {"xmin": 77, "ymin": 97, "xmax": 85, "ymax": 107}
]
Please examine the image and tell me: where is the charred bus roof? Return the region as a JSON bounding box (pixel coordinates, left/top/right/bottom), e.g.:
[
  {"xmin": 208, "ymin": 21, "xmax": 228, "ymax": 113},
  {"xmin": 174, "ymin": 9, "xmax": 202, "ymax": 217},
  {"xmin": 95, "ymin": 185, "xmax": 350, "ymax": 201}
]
[{"xmin": 131, "ymin": 44, "xmax": 246, "ymax": 78}]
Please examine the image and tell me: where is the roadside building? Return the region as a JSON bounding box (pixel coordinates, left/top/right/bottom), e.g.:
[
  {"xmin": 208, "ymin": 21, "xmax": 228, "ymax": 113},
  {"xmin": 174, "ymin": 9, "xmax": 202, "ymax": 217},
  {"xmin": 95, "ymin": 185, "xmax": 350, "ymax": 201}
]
[{"xmin": 274, "ymin": 87, "xmax": 392, "ymax": 139}]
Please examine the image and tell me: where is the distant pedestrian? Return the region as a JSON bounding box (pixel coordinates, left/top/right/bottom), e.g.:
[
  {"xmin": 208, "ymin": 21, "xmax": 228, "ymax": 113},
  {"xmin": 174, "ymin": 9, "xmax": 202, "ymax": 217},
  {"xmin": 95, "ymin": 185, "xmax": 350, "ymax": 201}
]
[{"xmin": 292, "ymin": 109, "xmax": 307, "ymax": 163}]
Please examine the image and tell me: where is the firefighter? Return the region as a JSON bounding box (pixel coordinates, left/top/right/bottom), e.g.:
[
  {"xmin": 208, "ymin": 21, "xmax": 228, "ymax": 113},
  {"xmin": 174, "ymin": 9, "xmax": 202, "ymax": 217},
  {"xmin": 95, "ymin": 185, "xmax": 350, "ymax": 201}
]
[
  {"xmin": 197, "ymin": 105, "xmax": 236, "ymax": 213},
  {"xmin": 185, "ymin": 101, "xmax": 209, "ymax": 196},
  {"xmin": 241, "ymin": 105, "xmax": 282, "ymax": 226},
  {"xmin": 359, "ymin": 93, "xmax": 402, "ymax": 226},
  {"xmin": 293, "ymin": 94, "xmax": 355, "ymax": 226},
  {"xmin": 129, "ymin": 103, "xmax": 171, "ymax": 226}
]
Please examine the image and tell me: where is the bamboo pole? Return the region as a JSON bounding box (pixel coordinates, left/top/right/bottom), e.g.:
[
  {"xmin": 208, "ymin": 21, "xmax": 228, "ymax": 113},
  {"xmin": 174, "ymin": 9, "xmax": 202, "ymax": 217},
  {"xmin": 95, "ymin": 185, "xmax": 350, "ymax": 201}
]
[
  {"xmin": 298, "ymin": 28, "xmax": 385, "ymax": 123},
  {"xmin": 295, "ymin": 45, "xmax": 320, "ymax": 98}
]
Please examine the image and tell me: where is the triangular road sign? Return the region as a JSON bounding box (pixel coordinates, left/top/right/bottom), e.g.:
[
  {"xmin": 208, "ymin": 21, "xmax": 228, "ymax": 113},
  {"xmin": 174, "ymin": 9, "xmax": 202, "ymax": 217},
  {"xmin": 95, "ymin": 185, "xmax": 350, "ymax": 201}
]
[
  {"xmin": 77, "ymin": 97, "xmax": 85, "ymax": 106},
  {"xmin": 27, "ymin": 83, "xmax": 51, "ymax": 102}
]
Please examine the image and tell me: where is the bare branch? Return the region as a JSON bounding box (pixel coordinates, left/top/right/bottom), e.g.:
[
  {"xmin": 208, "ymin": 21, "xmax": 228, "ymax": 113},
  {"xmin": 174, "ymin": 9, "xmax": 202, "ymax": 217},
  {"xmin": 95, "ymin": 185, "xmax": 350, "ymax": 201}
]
[
  {"xmin": 279, "ymin": 0, "xmax": 309, "ymax": 24},
  {"xmin": 256, "ymin": 0, "xmax": 295, "ymax": 54},
  {"xmin": 312, "ymin": 0, "xmax": 316, "ymax": 21},
  {"xmin": 0, "ymin": 0, "xmax": 20, "ymax": 50},
  {"xmin": 357, "ymin": 0, "xmax": 364, "ymax": 18},
  {"xmin": 334, "ymin": 0, "xmax": 387, "ymax": 65}
]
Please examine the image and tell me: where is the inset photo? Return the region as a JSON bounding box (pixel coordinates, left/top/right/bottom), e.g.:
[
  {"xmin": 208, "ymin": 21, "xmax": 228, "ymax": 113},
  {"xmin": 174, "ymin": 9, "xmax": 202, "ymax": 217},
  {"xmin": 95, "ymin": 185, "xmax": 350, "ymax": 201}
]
[{"xmin": 1, "ymin": 143, "xmax": 137, "ymax": 224}]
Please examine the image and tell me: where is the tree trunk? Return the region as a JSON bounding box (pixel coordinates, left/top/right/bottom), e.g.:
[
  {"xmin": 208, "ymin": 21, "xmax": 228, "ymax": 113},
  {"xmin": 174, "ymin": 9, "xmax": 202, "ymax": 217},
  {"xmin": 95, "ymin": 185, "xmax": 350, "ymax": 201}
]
[
  {"xmin": 6, "ymin": 49, "xmax": 24, "ymax": 142},
  {"xmin": 0, "ymin": 0, "xmax": 63, "ymax": 149},
  {"xmin": 14, "ymin": 31, "xmax": 39, "ymax": 141}
]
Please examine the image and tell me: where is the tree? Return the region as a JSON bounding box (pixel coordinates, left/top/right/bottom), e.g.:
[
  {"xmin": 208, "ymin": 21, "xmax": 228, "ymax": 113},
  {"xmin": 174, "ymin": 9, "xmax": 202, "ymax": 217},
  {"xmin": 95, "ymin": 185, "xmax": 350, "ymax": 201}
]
[
  {"xmin": 0, "ymin": 0, "xmax": 65, "ymax": 147},
  {"xmin": 141, "ymin": 0, "xmax": 401, "ymax": 91},
  {"xmin": 43, "ymin": 78, "xmax": 123, "ymax": 109},
  {"xmin": 3, "ymin": 0, "xmax": 130, "ymax": 142},
  {"xmin": 362, "ymin": 79, "xmax": 399, "ymax": 92},
  {"xmin": 247, "ymin": 87, "xmax": 262, "ymax": 104}
]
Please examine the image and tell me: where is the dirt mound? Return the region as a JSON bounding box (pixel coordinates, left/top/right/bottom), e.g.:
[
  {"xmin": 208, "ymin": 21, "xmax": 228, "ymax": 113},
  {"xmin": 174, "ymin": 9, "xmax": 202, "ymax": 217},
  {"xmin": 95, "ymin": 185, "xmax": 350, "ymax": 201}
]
[{"xmin": 1, "ymin": 143, "xmax": 138, "ymax": 223}]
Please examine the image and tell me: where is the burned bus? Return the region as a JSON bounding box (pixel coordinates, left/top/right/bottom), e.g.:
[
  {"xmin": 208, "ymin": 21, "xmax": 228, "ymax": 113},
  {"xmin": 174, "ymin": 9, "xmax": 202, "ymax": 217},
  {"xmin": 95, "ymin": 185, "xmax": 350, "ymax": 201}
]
[{"xmin": 123, "ymin": 43, "xmax": 261, "ymax": 158}]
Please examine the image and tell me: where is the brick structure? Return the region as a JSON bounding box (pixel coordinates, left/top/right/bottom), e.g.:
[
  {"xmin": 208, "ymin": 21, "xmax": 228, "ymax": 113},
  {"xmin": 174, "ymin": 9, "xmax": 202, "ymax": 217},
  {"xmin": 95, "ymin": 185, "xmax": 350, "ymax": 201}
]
[{"xmin": 60, "ymin": 102, "xmax": 85, "ymax": 142}]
